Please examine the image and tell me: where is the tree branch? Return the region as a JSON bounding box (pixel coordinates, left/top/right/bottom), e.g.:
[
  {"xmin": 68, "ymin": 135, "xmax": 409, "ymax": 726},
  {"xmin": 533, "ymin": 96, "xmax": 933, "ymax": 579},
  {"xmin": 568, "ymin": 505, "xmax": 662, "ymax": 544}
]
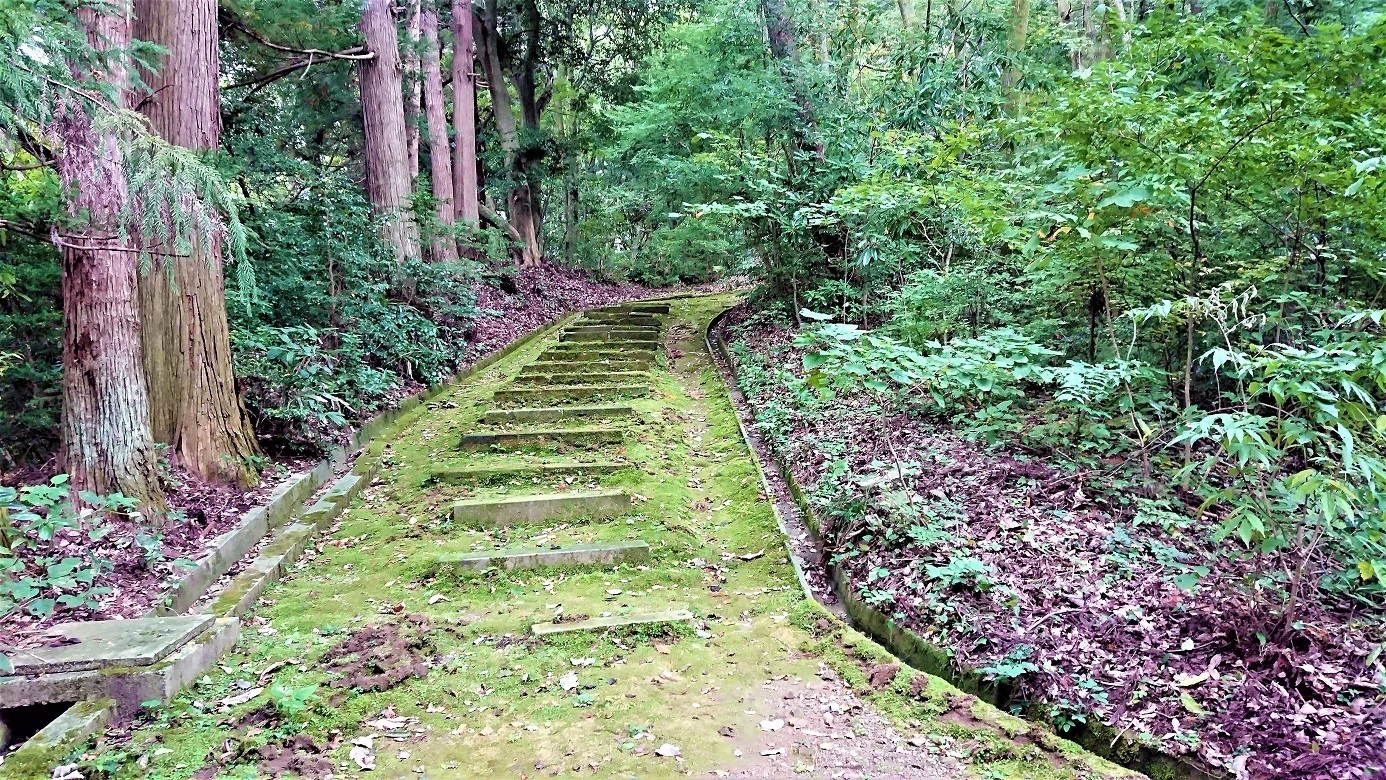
[{"xmin": 223, "ymin": 16, "xmax": 374, "ymax": 61}]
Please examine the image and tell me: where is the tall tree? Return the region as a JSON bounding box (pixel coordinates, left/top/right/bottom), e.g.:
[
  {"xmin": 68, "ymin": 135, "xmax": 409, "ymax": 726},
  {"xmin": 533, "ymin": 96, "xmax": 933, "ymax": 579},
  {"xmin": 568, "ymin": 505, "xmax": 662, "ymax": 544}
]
[
  {"xmin": 55, "ymin": 0, "xmax": 164, "ymax": 506},
  {"xmin": 133, "ymin": 0, "xmax": 261, "ymax": 487},
  {"xmin": 761, "ymin": 0, "xmax": 823, "ymax": 158},
  {"xmin": 359, "ymin": 0, "xmax": 423, "ymax": 263},
  {"xmin": 451, "ymin": 0, "xmax": 480, "ymax": 226},
  {"xmin": 1001, "ymin": 0, "xmax": 1031, "ymax": 113},
  {"xmin": 421, "ymin": 1, "xmax": 458, "ymax": 261},
  {"xmin": 404, "ymin": 0, "xmax": 423, "ymax": 181}
]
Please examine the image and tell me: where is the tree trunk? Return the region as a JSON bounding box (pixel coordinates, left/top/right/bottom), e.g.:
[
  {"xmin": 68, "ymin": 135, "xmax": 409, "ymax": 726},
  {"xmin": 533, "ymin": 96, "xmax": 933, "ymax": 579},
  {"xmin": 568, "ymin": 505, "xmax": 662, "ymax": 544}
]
[
  {"xmin": 420, "ymin": 2, "xmax": 458, "ymax": 261},
  {"xmin": 761, "ymin": 0, "xmax": 824, "ymax": 159},
  {"xmin": 450, "ymin": 0, "xmax": 480, "ymax": 226},
  {"xmin": 404, "ymin": 0, "xmax": 422, "ymax": 182},
  {"xmin": 476, "ymin": 0, "xmax": 542, "ymax": 265},
  {"xmin": 359, "ymin": 0, "xmax": 422, "ymax": 263},
  {"xmin": 56, "ymin": 1, "xmax": 164, "ymax": 507},
  {"xmin": 133, "ymin": 0, "xmax": 261, "ymax": 487},
  {"xmin": 1001, "ymin": 0, "xmax": 1031, "ymax": 114},
  {"xmin": 897, "ymin": 0, "xmax": 917, "ymax": 27}
]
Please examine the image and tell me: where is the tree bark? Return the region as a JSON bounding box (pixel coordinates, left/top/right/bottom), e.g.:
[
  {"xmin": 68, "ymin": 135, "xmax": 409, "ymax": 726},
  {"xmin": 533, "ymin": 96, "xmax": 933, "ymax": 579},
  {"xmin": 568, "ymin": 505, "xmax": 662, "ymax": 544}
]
[
  {"xmin": 761, "ymin": 0, "xmax": 824, "ymax": 159},
  {"xmin": 359, "ymin": 0, "xmax": 422, "ymax": 263},
  {"xmin": 1001, "ymin": 0, "xmax": 1031, "ymax": 114},
  {"xmin": 404, "ymin": 0, "xmax": 422, "ymax": 182},
  {"xmin": 133, "ymin": 0, "xmax": 261, "ymax": 487},
  {"xmin": 476, "ymin": 0, "xmax": 542, "ymax": 265},
  {"xmin": 450, "ymin": 0, "xmax": 480, "ymax": 225},
  {"xmin": 420, "ymin": 1, "xmax": 458, "ymax": 261},
  {"xmin": 56, "ymin": 1, "xmax": 164, "ymax": 507}
]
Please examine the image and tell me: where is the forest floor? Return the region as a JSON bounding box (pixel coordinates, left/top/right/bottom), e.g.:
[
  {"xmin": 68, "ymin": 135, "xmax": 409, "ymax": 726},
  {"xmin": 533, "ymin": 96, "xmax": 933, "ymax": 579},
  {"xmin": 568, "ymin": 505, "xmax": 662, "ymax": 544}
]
[
  {"xmin": 0, "ymin": 267, "xmax": 730, "ymax": 648},
  {"xmin": 78, "ymin": 293, "xmax": 1131, "ymax": 780},
  {"xmin": 718, "ymin": 306, "xmax": 1386, "ymax": 780}
]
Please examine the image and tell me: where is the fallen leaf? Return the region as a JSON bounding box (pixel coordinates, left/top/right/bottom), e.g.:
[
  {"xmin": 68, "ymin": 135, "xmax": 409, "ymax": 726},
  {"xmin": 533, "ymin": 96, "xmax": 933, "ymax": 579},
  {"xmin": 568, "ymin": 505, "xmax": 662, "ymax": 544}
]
[
  {"xmin": 655, "ymin": 744, "xmax": 681, "ymax": 758},
  {"xmin": 738, "ymin": 549, "xmax": 765, "ymax": 561},
  {"xmin": 1180, "ymin": 692, "xmax": 1206, "ymax": 715},
  {"xmin": 219, "ymin": 687, "xmax": 263, "ymax": 707}
]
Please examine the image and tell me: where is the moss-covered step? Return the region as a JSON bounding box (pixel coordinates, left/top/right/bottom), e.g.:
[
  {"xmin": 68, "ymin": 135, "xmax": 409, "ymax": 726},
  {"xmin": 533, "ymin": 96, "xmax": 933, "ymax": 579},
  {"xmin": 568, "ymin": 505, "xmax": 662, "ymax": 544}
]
[
  {"xmin": 563, "ymin": 324, "xmax": 661, "ymax": 336},
  {"xmin": 458, "ymin": 425, "xmax": 624, "ymax": 451},
  {"xmin": 539, "ymin": 348, "xmax": 656, "ymax": 364},
  {"xmin": 520, "ymin": 359, "xmax": 652, "ymax": 375},
  {"xmin": 545, "ymin": 340, "xmax": 657, "ymax": 353},
  {"xmin": 481, "ymin": 403, "xmax": 637, "ymax": 424},
  {"xmin": 491, "ymin": 384, "xmax": 650, "ymax": 405},
  {"xmin": 511, "ymin": 371, "xmax": 648, "ymax": 387},
  {"xmin": 433, "ymin": 540, "xmax": 650, "ymax": 574},
  {"xmin": 4, "ymin": 616, "xmax": 213, "ymax": 675},
  {"xmin": 560, "ymin": 331, "xmax": 659, "ymax": 344},
  {"xmin": 531, "ymin": 609, "xmax": 694, "ymax": 637},
  {"xmin": 581, "ymin": 312, "xmax": 659, "ymax": 326},
  {"xmin": 601, "ymin": 302, "xmax": 671, "ymax": 314},
  {"xmin": 449, "ymin": 488, "xmax": 631, "ymax": 528},
  {"xmin": 429, "ymin": 460, "xmax": 628, "ymax": 483}
]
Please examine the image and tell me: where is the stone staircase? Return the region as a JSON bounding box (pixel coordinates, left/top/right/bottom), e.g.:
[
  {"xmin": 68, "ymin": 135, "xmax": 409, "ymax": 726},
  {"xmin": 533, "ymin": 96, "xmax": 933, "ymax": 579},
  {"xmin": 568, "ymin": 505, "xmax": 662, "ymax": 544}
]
[{"xmin": 437, "ymin": 300, "xmax": 692, "ymax": 635}]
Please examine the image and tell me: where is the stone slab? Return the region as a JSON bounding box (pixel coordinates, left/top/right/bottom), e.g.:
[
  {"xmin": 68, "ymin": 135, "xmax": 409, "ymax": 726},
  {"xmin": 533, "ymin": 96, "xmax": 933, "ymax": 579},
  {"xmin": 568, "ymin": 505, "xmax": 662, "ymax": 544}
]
[
  {"xmin": 582, "ymin": 314, "xmax": 659, "ymax": 326},
  {"xmin": 435, "ymin": 541, "xmax": 650, "ymax": 573},
  {"xmin": 492, "ymin": 384, "xmax": 650, "ymax": 405},
  {"xmin": 546, "ymin": 340, "xmax": 657, "ymax": 352},
  {"xmin": 521, "ymin": 359, "xmax": 651, "ymax": 375},
  {"xmin": 430, "ymin": 460, "xmax": 627, "ymax": 482},
  {"xmin": 560, "ymin": 331, "xmax": 660, "ymax": 344},
  {"xmin": 482, "ymin": 403, "xmax": 637, "ymax": 424},
  {"xmin": 532, "ymin": 609, "xmax": 694, "ymax": 636},
  {"xmin": 512, "ymin": 371, "xmax": 648, "ymax": 387},
  {"xmin": 5, "ymin": 616, "xmax": 213, "ymax": 676},
  {"xmin": 604, "ymin": 303, "xmax": 671, "ymax": 314},
  {"xmin": 450, "ymin": 489, "xmax": 630, "ymax": 528},
  {"xmin": 459, "ymin": 426, "xmax": 624, "ymax": 451},
  {"xmin": 0, "ymin": 618, "xmax": 239, "ymax": 713}
]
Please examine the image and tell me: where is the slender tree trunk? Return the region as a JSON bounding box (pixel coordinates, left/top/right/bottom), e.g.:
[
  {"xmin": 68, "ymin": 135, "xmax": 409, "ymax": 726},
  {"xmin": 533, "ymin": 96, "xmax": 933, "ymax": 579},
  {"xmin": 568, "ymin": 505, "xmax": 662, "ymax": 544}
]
[
  {"xmin": 359, "ymin": 0, "xmax": 422, "ymax": 263},
  {"xmin": 56, "ymin": 1, "xmax": 164, "ymax": 507},
  {"xmin": 1001, "ymin": 0, "xmax": 1031, "ymax": 114},
  {"xmin": 404, "ymin": 0, "xmax": 422, "ymax": 182},
  {"xmin": 897, "ymin": 0, "xmax": 917, "ymax": 26},
  {"xmin": 761, "ymin": 0, "xmax": 824, "ymax": 159},
  {"xmin": 451, "ymin": 0, "xmax": 480, "ymax": 226},
  {"xmin": 420, "ymin": 2, "xmax": 458, "ymax": 261},
  {"xmin": 476, "ymin": 0, "xmax": 542, "ymax": 265},
  {"xmin": 133, "ymin": 0, "xmax": 261, "ymax": 487}
]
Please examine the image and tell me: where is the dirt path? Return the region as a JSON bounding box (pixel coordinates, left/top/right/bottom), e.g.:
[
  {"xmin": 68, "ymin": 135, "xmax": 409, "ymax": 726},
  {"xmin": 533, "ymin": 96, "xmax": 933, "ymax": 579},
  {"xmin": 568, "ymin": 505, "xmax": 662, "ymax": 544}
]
[{"xmin": 98, "ymin": 294, "xmax": 1133, "ymax": 780}]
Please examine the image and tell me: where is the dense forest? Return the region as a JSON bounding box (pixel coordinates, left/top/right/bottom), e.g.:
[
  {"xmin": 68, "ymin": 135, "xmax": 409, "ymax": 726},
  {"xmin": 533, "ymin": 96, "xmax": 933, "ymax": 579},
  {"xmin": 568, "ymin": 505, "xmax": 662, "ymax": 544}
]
[{"xmin": 1, "ymin": 0, "xmax": 1384, "ymax": 776}]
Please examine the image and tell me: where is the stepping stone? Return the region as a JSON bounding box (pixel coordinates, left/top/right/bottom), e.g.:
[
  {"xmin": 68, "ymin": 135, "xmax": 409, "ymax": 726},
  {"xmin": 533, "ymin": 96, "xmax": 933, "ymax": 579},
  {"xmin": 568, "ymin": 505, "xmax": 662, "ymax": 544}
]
[
  {"xmin": 482, "ymin": 403, "xmax": 637, "ymax": 424},
  {"xmin": 4, "ymin": 616, "xmax": 213, "ymax": 676},
  {"xmin": 434, "ymin": 541, "xmax": 650, "ymax": 574},
  {"xmin": 531, "ymin": 609, "xmax": 695, "ymax": 636},
  {"xmin": 492, "ymin": 384, "xmax": 650, "ymax": 405},
  {"xmin": 430, "ymin": 460, "xmax": 627, "ymax": 483},
  {"xmin": 459, "ymin": 425, "xmax": 624, "ymax": 451},
  {"xmin": 521, "ymin": 359, "xmax": 651, "ymax": 375},
  {"xmin": 511, "ymin": 371, "xmax": 648, "ymax": 387},
  {"xmin": 450, "ymin": 489, "xmax": 630, "ymax": 528}
]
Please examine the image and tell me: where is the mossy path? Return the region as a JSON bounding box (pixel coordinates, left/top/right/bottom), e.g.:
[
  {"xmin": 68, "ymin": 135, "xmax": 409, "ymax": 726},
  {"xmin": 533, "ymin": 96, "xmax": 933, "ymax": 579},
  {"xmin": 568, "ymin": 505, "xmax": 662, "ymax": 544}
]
[{"xmin": 108, "ymin": 294, "xmax": 1134, "ymax": 780}]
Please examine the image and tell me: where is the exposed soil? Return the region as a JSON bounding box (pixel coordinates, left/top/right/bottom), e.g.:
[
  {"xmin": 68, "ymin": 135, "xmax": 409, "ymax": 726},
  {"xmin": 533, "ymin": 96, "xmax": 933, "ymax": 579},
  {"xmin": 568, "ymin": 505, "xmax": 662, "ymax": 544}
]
[
  {"xmin": 720, "ymin": 305, "xmax": 1386, "ymax": 780},
  {"xmin": 321, "ymin": 615, "xmax": 436, "ymax": 692}
]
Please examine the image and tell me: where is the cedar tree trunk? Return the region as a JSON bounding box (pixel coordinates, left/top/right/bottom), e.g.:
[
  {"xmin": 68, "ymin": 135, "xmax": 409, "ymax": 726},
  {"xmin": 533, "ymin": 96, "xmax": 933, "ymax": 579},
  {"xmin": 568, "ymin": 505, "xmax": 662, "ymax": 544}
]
[
  {"xmin": 420, "ymin": 2, "xmax": 458, "ymax": 261},
  {"xmin": 451, "ymin": 0, "xmax": 480, "ymax": 226},
  {"xmin": 360, "ymin": 0, "xmax": 423, "ymax": 263},
  {"xmin": 133, "ymin": 0, "xmax": 261, "ymax": 487},
  {"xmin": 56, "ymin": 1, "xmax": 164, "ymax": 507}
]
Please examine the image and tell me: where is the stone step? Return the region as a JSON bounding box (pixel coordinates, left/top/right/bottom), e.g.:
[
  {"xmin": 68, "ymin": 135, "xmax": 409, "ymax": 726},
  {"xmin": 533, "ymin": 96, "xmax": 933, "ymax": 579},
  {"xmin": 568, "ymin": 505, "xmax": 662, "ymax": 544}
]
[
  {"xmin": 520, "ymin": 359, "xmax": 651, "ymax": 375},
  {"xmin": 459, "ymin": 426, "xmax": 624, "ymax": 451},
  {"xmin": 546, "ymin": 340, "xmax": 657, "ymax": 353},
  {"xmin": 602, "ymin": 302, "xmax": 671, "ymax": 315},
  {"xmin": 511, "ymin": 371, "xmax": 648, "ymax": 387},
  {"xmin": 561, "ymin": 331, "xmax": 660, "ymax": 344},
  {"xmin": 583, "ymin": 312, "xmax": 660, "ymax": 326},
  {"xmin": 429, "ymin": 460, "xmax": 627, "ymax": 483},
  {"xmin": 492, "ymin": 384, "xmax": 650, "ymax": 405},
  {"xmin": 540, "ymin": 348, "xmax": 656, "ymax": 363},
  {"xmin": 450, "ymin": 489, "xmax": 630, "ymax": 528},
  {"xmin": 564, "ymin": 324, "xmax": 661, "ymax": 336},
  {"xmin": 482, "ymin": 403, "xmax": 637, "ymax": 424},
  {"xmin": 434, "ymin": 541, "xmax": 650, "ymax": 574},
  {"xmin": 531, "ymin": 609, "xmax": 695, "ymax": 637}
]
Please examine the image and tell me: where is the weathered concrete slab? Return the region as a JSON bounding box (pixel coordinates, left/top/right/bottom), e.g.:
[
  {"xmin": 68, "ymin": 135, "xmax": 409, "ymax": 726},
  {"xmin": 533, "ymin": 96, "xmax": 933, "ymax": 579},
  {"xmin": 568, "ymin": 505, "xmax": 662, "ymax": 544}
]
[
  {"xmin": 532, "ymin": 609, "xmax": 694, "ymax": 636},
  {"xmin": 560, "ymin": 331, "xmax": 660, "ymax": 344},
  {"xmin": 459, "ymin": 426, "xmax": 624, "ymax": 451},
  {"xmin": 0, "ymin": 618, "xmax": 239, "ymax": 714},
  {"xmin": 5, "ymin": 616, "xmax": 213, "ymax": 676},
  {"xmin": 482, "ymin": 403, "xmax": 637, "ymax": 424},
  {"xmin": 541, "ymin": 347, "xmax": 656, "ymax": 361},
  {"xmin": 429, "ymin": 460, "xmax": 627, "ymax": 482},
  {"xmin": 511, "ymin": 371, "xmax": 648, "ymax": 387},
  {"xmin": 450, "ymin": 489, "xmax": 631, "ymax": 528},
  {"xmin": 492, "ymin": 384, "xmax": 650, "ymax": 405},
  {"xmin": 521, "ymin": 359, "xmax": 652, "ymax": 375},
  {"xmin": 0, "ymin": 699, "xmax": 115, "ymax": 780},
  {"xmin": 564, "ymin": 323, "xmax": 660, "ymax": 334},
  {"xmin": 435, "ymin": 541, "xmax": 650, "ymax": 573},
  {"xmin": 582, "ymin": 312, "xmax": 659, "ymax": 326},
  {"xmin": 603, "ymin": 303, "xmax": 671, "ymax": 315}
]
